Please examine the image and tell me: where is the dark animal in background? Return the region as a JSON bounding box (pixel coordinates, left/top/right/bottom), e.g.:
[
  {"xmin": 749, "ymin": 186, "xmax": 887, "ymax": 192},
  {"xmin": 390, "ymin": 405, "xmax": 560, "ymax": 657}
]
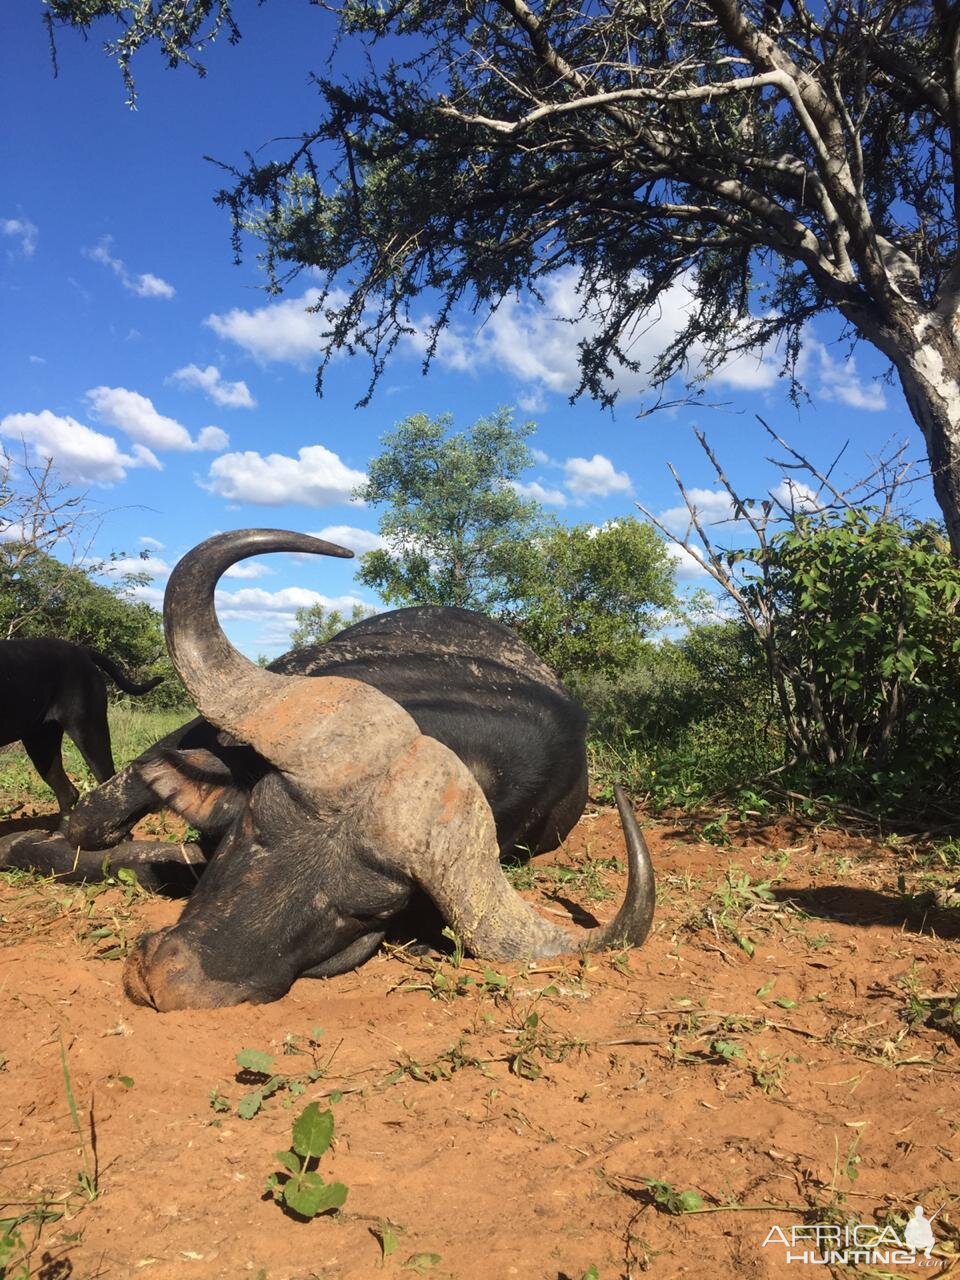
[
  {"xmin": 0, "ymin": 639, "xmax": 161, "ymax": 816},
  {"xmin": 3, "ymin": 530, "xmax": 655, "ymax": 1011}
]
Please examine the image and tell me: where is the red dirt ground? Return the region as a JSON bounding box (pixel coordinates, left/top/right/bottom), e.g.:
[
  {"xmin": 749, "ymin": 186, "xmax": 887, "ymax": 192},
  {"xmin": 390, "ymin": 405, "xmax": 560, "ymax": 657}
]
[{"xmin": 2, "ymin": 802, "xmax": 959, "ymax": 1280}]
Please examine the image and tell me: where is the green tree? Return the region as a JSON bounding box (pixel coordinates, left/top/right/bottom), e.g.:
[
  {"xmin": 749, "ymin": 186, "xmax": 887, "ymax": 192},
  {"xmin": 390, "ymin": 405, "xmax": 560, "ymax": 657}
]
[
  {"xmin": 508, "ymin": 519, "xmax": 677, "ymax": 679},
  {"xmin": 40, "ymin": 1, "xmax": 960, "ymax": 555},
  {"xmin": 289, "ymin": 600, "xmax": 376, "ymax": 648},
  {"xmin": 356, "ymin": 410, "xmax": 543, "ymax": 612}
]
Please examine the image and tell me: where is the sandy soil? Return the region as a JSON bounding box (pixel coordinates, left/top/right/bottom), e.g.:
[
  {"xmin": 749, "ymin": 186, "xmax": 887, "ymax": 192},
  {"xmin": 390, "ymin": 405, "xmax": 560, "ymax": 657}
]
[{"xmin": 1, "ymin": 802, "xmax": 959, "ymax": 1280}]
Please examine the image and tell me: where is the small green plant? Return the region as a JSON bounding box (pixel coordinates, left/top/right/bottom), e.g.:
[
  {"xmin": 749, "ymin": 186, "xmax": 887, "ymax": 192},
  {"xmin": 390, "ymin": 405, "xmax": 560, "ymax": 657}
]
[
  {"xmin": 372, "ymin": 1222, "xmax": 402, "ymax": 1266},
  {"xmin": 545, "ymin": 855, "xmax": 619, "ymax": 902},
  {"xmin": 899, "ymin": 982, "xmax": 960, "ymax": 1044},
  {"xmin": 708, "ymin": 1037, "xmax": 744, "ymax": 1065},
  {"xmin": 264, "ymin": 1103, "xmax": 348, "ymax": 1219},
  {"xmin": 59, "ymin": 1035, "xmax": 97, "ymax": 1202},
  {"xmin": 381, "ymin": 1038, "xmax": 487, "ymax": 1086},
  {"xmin": 503, "ymin": 857, "xmax": 536, "ymax": 891},
  {"xmin": 401, "ymin": 1253, "xmax": 442, "ymax": 1274},
  {"xmin": 751, "ymin": 1051, "xmax": 788, "ymax": 1095},
  {"xmin": 698, "ymin": 813, "xmax": 731, "ymax": 847},
  {"xmin": 507, "ymin": 1008, "xmax": 583, "ymax": 1080},
  {"xmin": 643, "ymin": 1179, "xmax": 705, "ymax": 1214},
  {"xmin": 217, "ymin": 1032, "xmax": 339, "ymax": 1119},
  {"xmin": 833, "ymin": 1132, "xmax": 862, "ymax": 1188},
  {"xmin": 0, "ymin": 1222, "xmax": 29, "ymax": 1280}
]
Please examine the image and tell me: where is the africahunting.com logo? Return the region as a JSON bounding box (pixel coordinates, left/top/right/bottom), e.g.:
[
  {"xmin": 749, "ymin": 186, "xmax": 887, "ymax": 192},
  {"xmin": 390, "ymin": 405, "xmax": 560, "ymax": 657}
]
[{"xmin": 762, "ymin": 1205, "xmax": 940, "ymax": 1266}]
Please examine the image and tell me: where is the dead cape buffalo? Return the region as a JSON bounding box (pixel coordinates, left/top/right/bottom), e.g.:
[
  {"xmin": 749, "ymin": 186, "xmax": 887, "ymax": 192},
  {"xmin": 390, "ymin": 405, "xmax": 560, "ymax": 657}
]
[
  {"xmin": 0, "ymin": 639, "xmax": 161, "ymax": 818},
  {"xmin": 1, "ymin": 529, "xmax": 655, "ymax": 1010}
]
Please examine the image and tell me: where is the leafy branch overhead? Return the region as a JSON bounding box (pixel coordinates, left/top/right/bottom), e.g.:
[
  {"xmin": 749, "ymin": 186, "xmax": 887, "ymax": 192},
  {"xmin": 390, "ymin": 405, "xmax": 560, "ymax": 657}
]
[{"xmin": 41, "ymin": 2, "xmax": 960, "ymax": 554}]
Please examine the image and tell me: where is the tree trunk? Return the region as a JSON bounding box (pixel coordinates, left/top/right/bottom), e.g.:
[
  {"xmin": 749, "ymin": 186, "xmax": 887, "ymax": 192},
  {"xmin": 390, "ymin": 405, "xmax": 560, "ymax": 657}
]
[{"xmin": 855, "ymin": 308, "xmax": 960, "ymax": 558}]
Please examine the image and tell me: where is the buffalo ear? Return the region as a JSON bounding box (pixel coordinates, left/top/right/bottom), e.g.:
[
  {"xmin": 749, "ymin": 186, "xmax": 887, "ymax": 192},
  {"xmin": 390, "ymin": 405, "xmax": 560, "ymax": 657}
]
[{"xmin": 137, "ymin": 748, "xmax": 247, "ymax": 831}]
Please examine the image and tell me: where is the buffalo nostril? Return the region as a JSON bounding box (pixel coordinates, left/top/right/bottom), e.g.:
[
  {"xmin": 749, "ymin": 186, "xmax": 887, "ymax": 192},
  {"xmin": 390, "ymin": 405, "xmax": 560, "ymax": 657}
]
[{"xmin": 122, "ymin": 929, "xmax": 253, "ymax": 1011}]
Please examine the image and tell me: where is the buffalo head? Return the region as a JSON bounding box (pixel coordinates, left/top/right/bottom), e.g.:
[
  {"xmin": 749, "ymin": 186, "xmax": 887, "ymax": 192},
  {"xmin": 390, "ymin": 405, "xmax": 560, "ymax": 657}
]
[{"xmin": 120, "ymin": 529, "xmax": 655, "ymax": 1010}]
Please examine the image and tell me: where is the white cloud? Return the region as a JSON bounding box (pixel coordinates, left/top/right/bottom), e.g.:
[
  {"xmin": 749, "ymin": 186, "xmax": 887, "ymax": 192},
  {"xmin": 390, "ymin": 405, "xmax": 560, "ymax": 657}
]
[
  {"xmin": 0, "ymin": 410, "xmax": 159, "ymax": 486},
  {"xmin": 169, "ymin": 363, "xmax": 256, "ymax": 409},
  {"xmin": 214, "ymin": 586, "xmax": 368, "ymax": 621},
  {"xmin": 205, "ymin": 287, "xmax": 349, "ymax": 364},
  {"xmin": 770, "ymin": 479, "xmax": 824, "ymax": 513},
  {"xmin": 2, "ymin": 217, "xmax": 38, "ymax": 257},
  {"xmin": 516, "ymin": 389, "xmax": 547, "ymax": 414},
  {"xmin": 205, "ymin": 445, "xmax": 365, "ymax": 506},
  {"xmin": 563, "ymin": 454, "xmax": 632, "ymax": 499},
  {"xmin": 309, "ymin": 525, "xmax": 385, "ymax": 555},
  {"xmin": 658, "ymin": 488, "xmax": 737, "ymax": 535},
  {"xmin": 406, "ymin": 269, "xmax": 704, "ymax": 403},
  {"xmin": 710, "ymin": 348, "xmax": 779, "ymax": 391},
  {"xmin": 223, "ymin": 561, "xmax": 273, "ymax": 579},
  {"xmin": 808, "ymin": 340, "xmax": 887, "ymax": 411},
  {"xmin": 85, "ymin": 236, "xmax": 175, "ymax": 299},
  {"xmin": 86, "ymin": 386, "xmax": 229, "ymax": 453},
  {"xmin": 123, "ymin": 584, "xmax": 165, "ymax": 608},
  {"xmin": 28, "ymin": 355, "xmax": 45, "ymax": 365},
  {"xmin": 405, "ymin": 266, "xmax": 797, "ymax": 406},
  {"xmin": 666, "ymin": 543, "xmax": 712, "ymax": 580},
  {"xmin": 510, "ymin": 479, "xmax": 568, "ymax": 506},
  {"xmin": 97, "ymin": 555, "xmax": 171, "ymax": 578},
  {"xmin": 139, "ymin": 535, "xmax": 165, "ymax": 550}
]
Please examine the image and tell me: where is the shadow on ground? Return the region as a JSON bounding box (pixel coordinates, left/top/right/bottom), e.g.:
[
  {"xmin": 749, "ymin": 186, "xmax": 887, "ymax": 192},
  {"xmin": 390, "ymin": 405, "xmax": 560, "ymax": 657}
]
[{"xmin": 773, "ymin": 884, "xmax": 960, "ymax": 939}]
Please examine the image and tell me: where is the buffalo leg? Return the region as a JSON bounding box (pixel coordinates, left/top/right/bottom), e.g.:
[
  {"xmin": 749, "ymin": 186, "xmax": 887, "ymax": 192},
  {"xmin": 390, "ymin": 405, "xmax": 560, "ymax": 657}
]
[
  {"xmin": 63, "ymin": 686, "xmax": 116, "ymax": 783},
  {"xmin": 22, "ymin": 724, "xmax": 79, "ymax": 815}
]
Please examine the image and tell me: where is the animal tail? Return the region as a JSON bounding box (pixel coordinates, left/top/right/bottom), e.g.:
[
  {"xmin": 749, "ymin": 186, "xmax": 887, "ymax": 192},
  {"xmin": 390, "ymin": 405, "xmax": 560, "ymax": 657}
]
[{"xmin": 86, "ymin": 648, "xmax": 163, "ymax": 696}]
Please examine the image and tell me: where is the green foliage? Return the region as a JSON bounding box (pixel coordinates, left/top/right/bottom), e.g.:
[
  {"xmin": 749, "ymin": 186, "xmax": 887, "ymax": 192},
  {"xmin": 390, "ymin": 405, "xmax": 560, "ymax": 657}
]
[
  {"xmin": 289, "ymin": 600, "xmax": 376, "ymax": 648},
  {"xmin": 39, "ymin": 1, "xmax": 960, "ymax": 550},
  {"xmin": 507, "ymin": 519, "xmax": 677, "ymax": 679},
  {"xmin": 581, "ymin": 621, "xmax": 778, "ymax": 808},
  {"xmin": 0, "ymin": 704, "xmax": 186, "ymax": 806},
  {"xmin": 356, "ymin": 410, "xmax": 544, "ymax": 612},
  {"xmin": 42, "ymin": 3, "xmax": 952, "ymax": 409},
  {"xmin": 213, "ymin": 1031, "xmax": 335, "ymax": 1120},
  {"xmin": 643, "ymin": 1180, "xmax": 705, "ymax": 1215},
  {"xmin": 265, "ymin": 1102, "xmax": 348, "ymax": 1219},
  {"xmin": 742, "ymin": 512, "xmax": 960, "ymax": 809}
]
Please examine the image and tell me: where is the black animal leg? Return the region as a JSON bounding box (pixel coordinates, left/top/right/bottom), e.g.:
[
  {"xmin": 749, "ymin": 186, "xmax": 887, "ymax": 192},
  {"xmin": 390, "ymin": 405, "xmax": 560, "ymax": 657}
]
[
  {"xmin": 64, "ymin": 685, "xmax": 116, "ymax": 783},
  {"xmin": 22, "ymin": 724, "xmax": 79, "ymax": 815}
]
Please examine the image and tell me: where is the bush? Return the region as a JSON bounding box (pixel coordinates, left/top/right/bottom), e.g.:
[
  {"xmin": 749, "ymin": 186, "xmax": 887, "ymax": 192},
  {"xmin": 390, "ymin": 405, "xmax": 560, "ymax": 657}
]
[
  {"xmin": 739, "ymin": 512, "xmax": 960, "ymax": 814},
  {"xmin": 576, "ymin": 621, "xmax": 778, "ymax": 807}
]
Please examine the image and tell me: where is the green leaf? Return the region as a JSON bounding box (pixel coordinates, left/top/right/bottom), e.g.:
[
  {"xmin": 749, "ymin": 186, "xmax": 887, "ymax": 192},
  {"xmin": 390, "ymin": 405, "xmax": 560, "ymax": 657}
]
[
  {"xmin": 236, "ymin": 1047, "xmax": 274, "ymax": 1074},
  {"xmin": 274, "ymin": 1149, "xmax": 301, "ymax": 1175},
  {"xmin": 237, "ymin": 1090, "xmax": 264, "ymax": 1119},
  {"xmin": 283, "ymin": 1171, "xmax": 348, "ymax": 1218},
  {"xmin": 291, "ymin": 1103, "xmax": 334, "ymax": 1159},
  {"xmin": 678, "ymin": 1190, "xmax": 705, "ymax": 1213},
  {"xmin": 402, "ymin": 1254, "xmax": 442, "ymax": 1274},
  {"xmin": 376, "ymin": 1224, "xmax": 400, "ymax": 1261}
]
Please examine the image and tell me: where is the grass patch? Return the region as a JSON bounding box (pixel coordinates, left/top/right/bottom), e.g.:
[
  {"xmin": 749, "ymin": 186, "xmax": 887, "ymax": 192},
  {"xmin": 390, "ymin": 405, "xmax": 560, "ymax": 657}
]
[{"xmin": 0, "ymin": 704, "xmax": 186, "ymax": 814}]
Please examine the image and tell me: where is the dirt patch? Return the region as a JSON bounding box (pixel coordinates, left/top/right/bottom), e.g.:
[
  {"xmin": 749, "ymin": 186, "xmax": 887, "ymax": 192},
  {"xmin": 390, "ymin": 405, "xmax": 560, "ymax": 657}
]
[{"xmin": 1, "ymin": 805, "xmax": 959, "ymax": 1279}]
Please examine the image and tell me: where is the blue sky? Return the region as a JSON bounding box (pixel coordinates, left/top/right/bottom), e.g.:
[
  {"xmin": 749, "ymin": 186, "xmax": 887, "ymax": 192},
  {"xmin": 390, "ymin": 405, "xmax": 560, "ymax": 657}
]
[{"xmin": 1, "ymin": 2, "xmax": 935, "ymax": 656}]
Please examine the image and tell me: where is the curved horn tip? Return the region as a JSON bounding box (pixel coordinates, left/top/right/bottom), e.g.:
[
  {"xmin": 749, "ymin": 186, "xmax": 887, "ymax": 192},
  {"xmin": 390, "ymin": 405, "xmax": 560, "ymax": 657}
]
[{"xmin": 594, "ymin": 783, "xmax": 656, "ymax": 951}]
